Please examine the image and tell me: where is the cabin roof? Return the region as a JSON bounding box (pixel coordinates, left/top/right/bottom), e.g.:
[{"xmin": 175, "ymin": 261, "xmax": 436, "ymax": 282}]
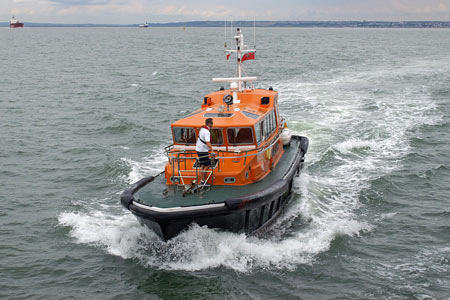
[{"xmin": 171, "ymin": 88, "xmax": 278, "ymax": 128}]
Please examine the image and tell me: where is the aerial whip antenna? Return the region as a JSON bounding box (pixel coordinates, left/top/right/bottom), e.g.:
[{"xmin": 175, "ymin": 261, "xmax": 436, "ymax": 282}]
[
  {"xmin": 254, "ymin": 18, "xmax": 256, "ymax": 48},
  {"xmin": 224, "ymin": 20, "xmax": 227, "ymax": 48}
]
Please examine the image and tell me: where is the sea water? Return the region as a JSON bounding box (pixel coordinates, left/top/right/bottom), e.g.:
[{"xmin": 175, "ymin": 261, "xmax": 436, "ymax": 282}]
[{"xmin": 1, "ymin": 27, "xmax": 449, "ymax": 299}]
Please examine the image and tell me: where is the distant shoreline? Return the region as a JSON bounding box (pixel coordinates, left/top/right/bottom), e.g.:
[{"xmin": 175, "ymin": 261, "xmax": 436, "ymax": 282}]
[{"xmin": 2, "ymin": 20, "xmax": 450, "ymax": 28}]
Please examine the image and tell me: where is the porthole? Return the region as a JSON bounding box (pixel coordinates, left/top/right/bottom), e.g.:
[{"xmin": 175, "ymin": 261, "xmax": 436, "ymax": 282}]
[{"xmin": 224, "ymin": 177, "xmax": 236, "ymax": 183}]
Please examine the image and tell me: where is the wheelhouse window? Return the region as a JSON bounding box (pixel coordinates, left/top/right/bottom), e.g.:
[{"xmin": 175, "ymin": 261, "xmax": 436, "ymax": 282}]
[
  {"xmin": 210, "ymin": 128, "xmax": 224, "ymax": 145},
  {"xmin": 273, "ymin": 109, "xmax": 280, "ymax": 129},
  {"xmin": 254, "ymin": 122, "xmax": 262, "ymax": 144},
  {"xmin": 256, "ymin": 109, "xmax": 277, "ymax": 145},
  {"xmin": 227, "ymin": 127, "xmax": 254, "ymax": 145},
  {"xmin": 264, "ymin": 118, "xmax": 270, "ymax": 140},
  {"xmin": 271, "ymin": 110, "xmax": 277, "ymax": 131},
  {"xmin": 173, "ymin": 127, "xmax": 196, "ymax": 144}
]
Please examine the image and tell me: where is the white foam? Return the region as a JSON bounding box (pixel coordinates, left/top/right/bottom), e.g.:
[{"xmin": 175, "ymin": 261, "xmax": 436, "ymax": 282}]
[
  {"xmin": 377, "ymin": 212, "xmax": 398, "ymax": 221},
  {"xmin": 116, "ymin": 146, "xmax": 130, "ymax": 150},
  {"xmin": 58, "ymin": 211, "xmax": 155, "ymax": 258},
  {"xmin": 120, "ymin": 149, "xmax": 166, "ymax": 184},
  {"xmin": 333, "ymin": 139, "xmax": 377, "ymax": 154},
  {"xmin": 58, "ymin": 209, "xmax": 368, "ymax": 272},
  {"xmin": 58, "ymin": 160, "xmax": 370, "ymax": 272}
]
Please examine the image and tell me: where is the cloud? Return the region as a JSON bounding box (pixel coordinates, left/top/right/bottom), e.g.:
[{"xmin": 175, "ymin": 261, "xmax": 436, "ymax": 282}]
[
  {"xmin": 3, "ymin": 0, "xmax": 450, "ymax": 23},
  {"xmin": 154, "ymin": 4, "xmax": 245, "ymax": 19},
  {"xmin": 48, "ymin": 0, "xmax": 112, "ymax": 5}
]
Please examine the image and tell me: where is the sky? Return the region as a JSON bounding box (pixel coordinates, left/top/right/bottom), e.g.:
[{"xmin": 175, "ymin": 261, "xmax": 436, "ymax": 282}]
[{"xmin": 2, "ymin": 0, "xmax": 450, "ymax": 24}]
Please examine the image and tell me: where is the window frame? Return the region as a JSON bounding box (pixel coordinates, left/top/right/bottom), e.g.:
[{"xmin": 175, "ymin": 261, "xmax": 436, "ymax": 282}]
[
  {"xmin": 209, "ymin": 128, "xmax": 224, "ymax": 146},
  {"xmin": 172, "ymin": 127, "xmax": 197, "ymax": 145},
  {"xmin": 226, "ymin": 127, "xmax": 255, "ymax": 145},
  {"xmin": 264, "ymin": 118, "xmax": 270, "ymax": 140},
  {"xmin": 254, "ymin": 122, "xmax": 262, "ymax": 144},
  {"xmin": 270, "ymin": 110, "xmax": 276, "ymax": 132},
  {"xmin": 255, "ymin": 109, "xmax": 278, "ymax": 145}
]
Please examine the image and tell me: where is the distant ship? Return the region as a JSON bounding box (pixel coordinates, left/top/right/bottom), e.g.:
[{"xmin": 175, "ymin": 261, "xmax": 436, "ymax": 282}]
[
  {"xmin": 10, "ymin": 15, "xmax": 24, "ymax": 28},
  {"xmin": 139, "ymin": 22, "xmax": 149, "ymax": 28}
]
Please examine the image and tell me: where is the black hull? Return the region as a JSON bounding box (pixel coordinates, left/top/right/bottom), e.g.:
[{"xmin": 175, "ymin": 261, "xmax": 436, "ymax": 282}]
[{"xmin": 121, "ymin": 135, "xmax": 309, "ymax": 240}]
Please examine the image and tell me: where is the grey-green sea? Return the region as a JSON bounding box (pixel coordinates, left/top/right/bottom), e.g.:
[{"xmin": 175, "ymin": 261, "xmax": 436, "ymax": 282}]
[{"xmin": 1, "ymin": 27, "xmax": 449, "ymax": 299}]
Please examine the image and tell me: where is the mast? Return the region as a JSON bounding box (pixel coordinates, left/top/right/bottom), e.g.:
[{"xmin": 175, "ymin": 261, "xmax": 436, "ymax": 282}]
[
  {"xmin": 213, "ymin": 28, "xmax": 256, "ymax": 93},
  {"xmin": 237, "ymin": 29, "xmax": 242, "ymax": 89}
]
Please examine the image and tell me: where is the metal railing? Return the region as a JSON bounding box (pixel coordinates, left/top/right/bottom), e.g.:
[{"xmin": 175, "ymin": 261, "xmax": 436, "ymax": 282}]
[{"xmin": 169, "ymin": 153, "xmax": 215, "ymax": 190}]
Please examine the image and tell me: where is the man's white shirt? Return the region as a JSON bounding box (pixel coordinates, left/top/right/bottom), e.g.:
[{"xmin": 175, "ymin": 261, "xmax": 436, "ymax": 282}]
[{"xmin": 196, "ymin": 127, "xmax": 210, "ymax": 152}]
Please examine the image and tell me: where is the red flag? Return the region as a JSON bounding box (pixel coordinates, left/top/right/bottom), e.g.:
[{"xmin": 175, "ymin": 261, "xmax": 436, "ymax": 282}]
[
  {"xmin": 226, "ymin": 53, "xmax": 231, "ymax": 60},
  {"xmin": 241, "ymin": 52, "xmax": 255, "ymax": 62}
]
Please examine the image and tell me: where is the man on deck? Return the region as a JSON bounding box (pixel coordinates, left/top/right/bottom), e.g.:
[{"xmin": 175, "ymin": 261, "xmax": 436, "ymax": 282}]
[{"xmin": 196, "ymin": 118, "xmax": 214, "ymax": 186}]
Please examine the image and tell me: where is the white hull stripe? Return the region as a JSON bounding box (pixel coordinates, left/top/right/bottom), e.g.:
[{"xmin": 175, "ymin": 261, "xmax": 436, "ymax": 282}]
[{"xmin": 132, "ymin": 201, "xmax": 225, "ymax": 213}]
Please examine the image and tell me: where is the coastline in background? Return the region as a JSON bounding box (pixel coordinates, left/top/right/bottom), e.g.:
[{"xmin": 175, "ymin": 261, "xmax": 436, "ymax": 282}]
[{"xmin": 2, "ymin": 20, "xmax": 450, "ymax": 28}]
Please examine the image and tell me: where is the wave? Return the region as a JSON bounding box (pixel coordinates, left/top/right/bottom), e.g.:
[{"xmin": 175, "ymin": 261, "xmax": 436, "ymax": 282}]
[
  {"xmin": 120, "ymin": 149, "xmax": 167, "ymax": 184},
  {"xmin": 58, "ymin": 206, "xmax": 369, "ymax": 272},
  {"xmin": 59, "ymin": 154, "xmax": 370, "ymax": 273},
  {"xmin": 333, "ymin": 138, "xmax": 378, "ymax": 154}
]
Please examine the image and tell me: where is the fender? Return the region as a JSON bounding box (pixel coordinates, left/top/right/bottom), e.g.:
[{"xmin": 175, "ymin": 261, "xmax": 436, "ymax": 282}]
[{"xmin": 299, "ymin": 136, "xmax": 309, "ymax": 155}]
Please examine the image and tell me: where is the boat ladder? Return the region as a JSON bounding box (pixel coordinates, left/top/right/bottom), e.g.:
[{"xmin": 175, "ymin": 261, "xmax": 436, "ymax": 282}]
[{"xmin": 170, "ymin": 153, "xmax": 216, "ymax": 192}]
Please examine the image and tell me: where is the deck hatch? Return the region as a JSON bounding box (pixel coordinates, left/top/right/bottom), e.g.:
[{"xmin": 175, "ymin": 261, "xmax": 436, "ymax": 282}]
[
  {"xmin": 203, "ymin": 113, "xmax": 234, "ymax": 118},
  {"xmin": 242, "ymin": 111, "xmax": 260, "ymax": 119}
]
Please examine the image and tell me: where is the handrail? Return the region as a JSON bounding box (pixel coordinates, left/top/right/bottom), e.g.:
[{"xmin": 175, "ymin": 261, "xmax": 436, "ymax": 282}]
[
  {"xmin": 165, "ymin": 132, "xmax": 282, "ymax": 161},
  {"xmin": 170, "ymin": 154, "xmax": 215, "ymax": 189}
]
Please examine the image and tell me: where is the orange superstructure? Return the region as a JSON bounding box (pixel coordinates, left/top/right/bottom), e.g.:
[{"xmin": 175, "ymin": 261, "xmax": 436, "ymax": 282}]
[
  {"xmin": 165, "ymin": 87, "xmax": 287, "ymax": 186},
  {"xmin": 163, "ymin": 28, "xmax": 292, "ymax": 188}
]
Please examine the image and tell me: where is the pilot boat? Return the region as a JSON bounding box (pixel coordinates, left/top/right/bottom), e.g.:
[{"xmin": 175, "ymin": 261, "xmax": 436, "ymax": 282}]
[{"xmin": 121, "ymin": 28, "xmax": 309, "ymax": 240}]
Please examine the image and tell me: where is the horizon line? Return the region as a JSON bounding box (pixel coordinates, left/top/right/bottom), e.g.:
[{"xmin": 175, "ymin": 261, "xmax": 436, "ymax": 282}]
[{"xmin": 3, "ymin": 20, "xmax": 450, "ymax": 27}]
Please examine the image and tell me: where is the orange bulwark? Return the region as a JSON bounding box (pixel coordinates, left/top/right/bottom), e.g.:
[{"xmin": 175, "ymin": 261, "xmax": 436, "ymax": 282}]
[{"xmin": 165, "ymin": 88, "xmax": 285, "ymax": 187}]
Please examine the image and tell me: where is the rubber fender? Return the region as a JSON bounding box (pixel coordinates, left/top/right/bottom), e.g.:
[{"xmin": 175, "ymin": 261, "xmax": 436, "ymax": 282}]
[
  {"xmin": 299, "ymin": 136, "xmax": 309, "ymax": 155},
  {"xmin": 120, "ymin": 190, "xmax": 133, "ymax": 209},
  {"xmin": 120, "ymin": 175, "xmax": 158, "ymax": 209}
]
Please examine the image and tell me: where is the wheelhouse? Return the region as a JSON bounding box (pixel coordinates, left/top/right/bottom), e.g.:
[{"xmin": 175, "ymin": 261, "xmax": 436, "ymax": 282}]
[
  {"xmin": 170, "ymin": 90, "xmax": 281, "ymax": 150},
  {"xmin": 165, "ymin": 87, "xmax": 285, "ymax": 186}
]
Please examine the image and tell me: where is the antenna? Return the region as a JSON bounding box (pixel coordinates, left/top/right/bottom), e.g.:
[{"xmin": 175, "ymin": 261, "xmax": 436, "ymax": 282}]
[
  {"xmin": 253, "ymin": 18, "xmax": 256, "ymax": 48},
  {"xmin": 230, "ymin": 20, "xmax": 233, "ymax": 55},
  {"xmin": 224, "ymin": 21, "xmax": 227, "ymax": 48}
]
